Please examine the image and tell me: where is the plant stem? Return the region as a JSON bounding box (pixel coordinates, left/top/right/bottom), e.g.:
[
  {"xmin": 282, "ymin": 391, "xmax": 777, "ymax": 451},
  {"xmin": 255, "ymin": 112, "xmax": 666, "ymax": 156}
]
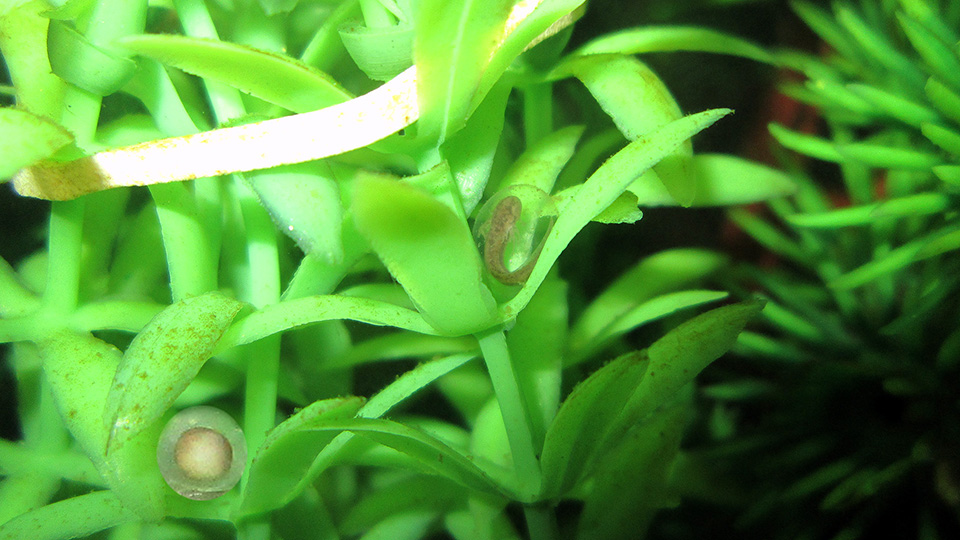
[
  {"xmin": 237, "ymin": 181, "xmax": 282, "ymax": 463},
  {"xmin": 173, "ymin": 0, "xmax": 245, "ymax": 123},
  {"xmin": 475, "ymin": 329, "xmax": 541, "ymax": 498},
  {"xmin": 149, "ymin": 183, "xmax": 217, "ymax": 299},
  {"xmin": 523, "ymin": 82, "xmax": 553, "ymax": 148},
  {"xmin": 43, "ymin": 199, "xmax": 85, "ymax": 314},
  {"xmin": 524, "ymin": 504, "xmax": 559, "ymax": 540}
]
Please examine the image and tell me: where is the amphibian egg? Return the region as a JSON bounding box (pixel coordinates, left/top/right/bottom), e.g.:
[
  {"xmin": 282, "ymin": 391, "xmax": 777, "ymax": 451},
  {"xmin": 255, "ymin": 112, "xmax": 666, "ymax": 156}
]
[{"xmin": 157, "ymin": 406, "xmax": 247, "ymax": 500}]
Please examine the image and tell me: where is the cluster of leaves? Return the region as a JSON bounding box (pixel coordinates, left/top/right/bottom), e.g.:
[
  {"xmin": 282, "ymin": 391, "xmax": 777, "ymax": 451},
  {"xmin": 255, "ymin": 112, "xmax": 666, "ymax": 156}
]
[
  {"xmin": 0, "ymin": 0, "xmax": 798, "ymax": 539},
  {"xmin": 679, "ymin": 0, "xmax": 960, "ymax": 538}
]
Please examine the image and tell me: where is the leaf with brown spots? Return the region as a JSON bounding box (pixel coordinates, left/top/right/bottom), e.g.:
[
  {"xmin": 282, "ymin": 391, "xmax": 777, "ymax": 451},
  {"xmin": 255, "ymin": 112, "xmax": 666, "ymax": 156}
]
[
  {"xmin": 40, "ymin": 331, "xmax": 166, "ymax": 520},
  {"xmin": 104, "ymin": 292, "xmax": 243, "ymax": 454}
]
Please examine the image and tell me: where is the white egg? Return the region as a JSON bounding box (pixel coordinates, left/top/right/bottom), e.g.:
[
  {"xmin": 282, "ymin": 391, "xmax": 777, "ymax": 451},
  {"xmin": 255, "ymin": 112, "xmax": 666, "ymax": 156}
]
[{"xmin": 157, "ymin": 406, "xmax": 247, "ymax": 500}]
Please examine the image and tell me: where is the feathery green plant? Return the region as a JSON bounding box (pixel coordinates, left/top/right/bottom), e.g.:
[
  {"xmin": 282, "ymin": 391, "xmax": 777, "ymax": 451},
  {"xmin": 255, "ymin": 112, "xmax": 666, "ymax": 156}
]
[
  {"xmin": 0, "ymin": 0, "xmax": 787, "ymax": 538},
  {"xmin": 684, "ymin": 1, "xmax": 960, "ymax": 538}
]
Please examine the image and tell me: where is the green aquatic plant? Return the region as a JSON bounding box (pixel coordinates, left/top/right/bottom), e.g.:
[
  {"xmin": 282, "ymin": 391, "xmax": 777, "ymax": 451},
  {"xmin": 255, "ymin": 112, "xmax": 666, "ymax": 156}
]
[
  {"xmin": 0, "ymin": 0, "xmax": 789, "ymax": 538},
  {"xmin": 681, "ymin": 0, "xmax": 960, "ymax": 538}
]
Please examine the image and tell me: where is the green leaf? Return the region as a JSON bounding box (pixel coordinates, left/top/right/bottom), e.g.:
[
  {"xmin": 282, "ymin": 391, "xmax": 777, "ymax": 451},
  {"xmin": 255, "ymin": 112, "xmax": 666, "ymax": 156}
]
[
  {"xmin": 835, "ymin": 4, "xmax": 926, "ymax": 89},
  {"xmin": 787, "ymin": 192, "xmax": 951, "ymax": 228},
  {"xmin": 40, "ymin": 331, "xmax": 166, "ymax": 520},
  {"xmin": 247, "ymin": 354, "xmax": 476, "ymax": 513},
  {"xmin": 307, "ymin": 418, "xmax": 503, "ymax": 496},
  {"xmin": 0, "ymin": 490, "xmax": 135, "ymax": 540},
  {"xmin": 217, "ymin": 295, "xmax": 442, "ymax": 352},
  {"xmin": 576, "ymin": 402, "xmax": 688, "ymax": 540},
  {"xmin": 628, "ymin": 153, "xmax": 797, "ymax": 207},
  {"xmin": 898, "ymin": 11, "xmax": 960, "ymax": 90},
  {"xmin": 540, "ymin": 351, "xmax": 649, "ymax": 498},
  {"xmin": 847, "ymin": 83, "xmax": 940, "ymax": 127},
  {"xmin": 503, "ymin": 109, "xmax": 731, "ymax": 319},
  {"xmin": 505, "ymin": 272, "xmax": 567, "ymax": 447},
  {"xmin": 341, "ymin": 476, "xmax": 463, "ymax": 536},
  {"xmin": 413, "ymin": 0, "xmax": 514, "ymax": 142},
  {"xmin": 546, "ymin": 300, "xmax": 762, "ymax": 496},
  {"xmin": 571, "ymin": 290, "xmax": 729, "ymax": 364},
  {"xmin": 564, "ymin": 54, "xmax": 694, "ymax": 205},
  {"xmin": 337, "ymin": 332, "xmax": 477, "ymax": 369},
  {"xmin": 837, "ymin": 142, "xmax": 943, "ymax": 170},
  {"xmin": 246, "ymin": 163, "xmax": 344, "ymax": 262},
  {"xmin": 474, "ymin": 0, "xmax": 587, "ymax": 113},
  {"xmin": 441, "ymin": 78, "xmax": 513, "ymax": 214},
  {"xmin": 498, "ymin": 126, "xmax": 584, "ymax": 194},
  {"xmin": 119, "ymin": 34, "xmax": 351, "ymax": 113},
  {"xmin": 241, "ymin": 397, "xmax": 365, "ymax": 516},
  {"xmin": 0, "ymin": 108, "xmax": 73, "ymax": 180},
  {"xmin": 790, "ymin": 0, "xmax": 863, "ymax": 63},
  {"xmin": 922, "ymin": 123, "xmax": 960, "ymax": 157},
  {"xmin": 104, "ymin": 292, "xmax": 244, "ymax": 453},
  {"xmin": 769, "ymin": 123, "xmax": 842, "ymax": 162},
  {"xmin": 571, "ymin": 25, "xmax": 775, "ymax": 64},
  {"xmin": 352, "ymin": 173, "xmax": 498, "ymax": 336},
  {"xmin": 339, "ymin": 21, "xmax": 414, "ymax": 81},
  {"xmin": 604, "ymin": 300, "xmax": 765, "ymax": 442},
  {"xmin": 570, "ymin": 249, "xmax": 728, "ymax": 358},
  {"xmin": 47, "ymin": 19, "xmax": 138, "ymax": 96},
  {"xmin": 926, "ymin": 78, "xmax": 960, "ymax": 125}
]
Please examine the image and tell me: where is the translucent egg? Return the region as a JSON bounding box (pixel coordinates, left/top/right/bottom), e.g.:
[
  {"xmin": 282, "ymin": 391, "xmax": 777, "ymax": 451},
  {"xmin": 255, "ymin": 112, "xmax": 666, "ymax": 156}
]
[
  {"xmin": 157, "ymin": 406, "xmax": 247, "ymax": 501},
  {"xmin": 473, "ymin": 185, "xmax": 557, "ymax": 285}
]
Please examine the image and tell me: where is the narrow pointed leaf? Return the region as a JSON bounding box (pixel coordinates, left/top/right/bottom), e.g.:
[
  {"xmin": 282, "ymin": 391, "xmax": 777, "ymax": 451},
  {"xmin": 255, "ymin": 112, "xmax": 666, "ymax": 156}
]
[
  {"xmin": 217, "ymin": 295, "xmax": 442, "ymax": 352},
  {"xmin": 40, "ymin": 331, "xmax": 166, "ymax": 520},
  {"xmin": 104, "ymin": 292, "xmax": 243, "ymax": 453},
  {"xmin": 540, "ymin": 351, "xmax": 649, "ymax": 498},
  {"xmin": 572, "ymin": 25, "xmax": 774, "ymax": 64},
  {"xmin": 603, "ymin": 300, "xmax": 765, "ymax": 443},
  {"xmin": 241, "ymin": 397, "xmax": 365, "ymax": 516},
  {"xmin": 566, "ymin": 54, "xmax": 694, "ymax": 205},
  {"xmin": 628, "ymin": 153, "xmax": 797, "ymax": 207},
  {"xmin": 308, "ymin": 418, "xmax": 503, "ymax": 496},
  {"xmin": 0, "ymin": 108, "xmax": 73, "ymax": 180},
  {"xmin": 414, "ymin": 0, "xmax": 514, "ymax": 142},
  {"xmin": 503, "ymin": 109, "xmax": 731, "ymax": 318},
  {"xmin": 570, "ymin": 249, "xmax": 727, "ymax": 356},
  {"xmin": 0, "ymin": 490, "xmax": 134, "ymax": 540},
  {"xmin": 119, "ymin": 34, "xmax": 351, "ymax": 113},
  {"xmin": 352, "ymin": 172, "xmax": 498, "ymax": 336}
]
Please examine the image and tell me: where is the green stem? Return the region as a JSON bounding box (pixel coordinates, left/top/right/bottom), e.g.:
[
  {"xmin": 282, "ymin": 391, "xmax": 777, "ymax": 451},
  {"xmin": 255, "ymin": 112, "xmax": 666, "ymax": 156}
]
[
  {"xmin": 523, "ymin": 504, "xmax": 559, "ymax": 540},
  {"xmin": 236, "ymin": 182, "xmax": 281, "ymax": 540},
  {"xmin": 0, "ymin": 256, "xmax": 38, "ymax": 316},
  {"xmin": 475, "ymin": 329, "xmax": 540, "ymax": 498},
  {"xmin": 523, "ymin": 83, "xmax": 553, "ymax": 148},
  {"xmin": 58, "ymin": 87, "xmax": 101, "ymax": 149},
  {"xmin": 282, "ymin": 253, "xmax": 353, "ymax": 300},
  {"xmin": 172, "ymin": 5, "xmax": 282, "ymax": 540},
  {"xmin": 173, "ymin": 0, "xmax": 245, "ymax": 123},
  {"xmin": 149, "ymin": 183, "xmax": 217, "ymax": 299},
  {"xmin": 299, "ymin": 0, "xmax": 359, "ymax": 70},
  {"xmin": 43, "ymin": 199, "xmax": 85, "ymax": 314}
]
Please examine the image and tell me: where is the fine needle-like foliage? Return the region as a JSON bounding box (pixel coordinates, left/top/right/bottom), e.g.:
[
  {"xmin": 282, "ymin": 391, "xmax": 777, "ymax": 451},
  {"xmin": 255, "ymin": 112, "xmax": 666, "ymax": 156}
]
[
  {"xmin": 680, "ymin": 1, "xmax": 960, "ymax": 539},
  {"xmin": 0, "ymin": 1, "xmax": 789, "ymax": 539}
]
